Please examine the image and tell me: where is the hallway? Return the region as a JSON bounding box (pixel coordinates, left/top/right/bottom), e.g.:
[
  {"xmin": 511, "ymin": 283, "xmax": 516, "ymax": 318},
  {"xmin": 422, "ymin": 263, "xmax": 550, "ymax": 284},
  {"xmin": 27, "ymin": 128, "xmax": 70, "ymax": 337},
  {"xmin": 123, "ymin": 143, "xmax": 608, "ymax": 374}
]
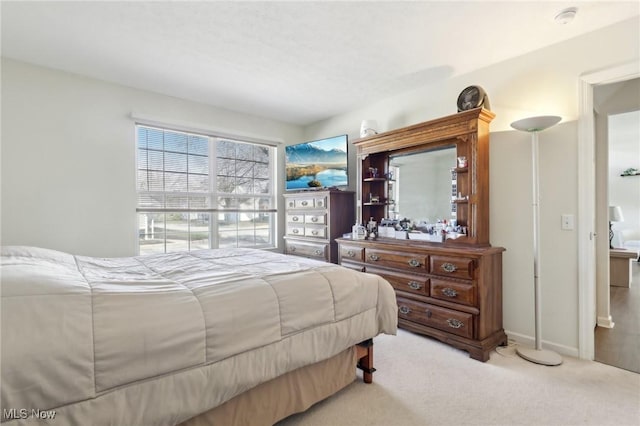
[{"xmin": 595, "ymin": 260, "xmax": 640, "ymax": 373}]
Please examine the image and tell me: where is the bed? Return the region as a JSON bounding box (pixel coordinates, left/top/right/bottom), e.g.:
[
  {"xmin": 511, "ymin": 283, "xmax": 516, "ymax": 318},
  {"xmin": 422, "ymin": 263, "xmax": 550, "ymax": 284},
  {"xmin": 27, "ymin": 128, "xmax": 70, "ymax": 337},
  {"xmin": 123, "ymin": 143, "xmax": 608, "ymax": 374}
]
[{"xmin": 1, "ymin": 246, "xmax": 397, "ymax": 425}]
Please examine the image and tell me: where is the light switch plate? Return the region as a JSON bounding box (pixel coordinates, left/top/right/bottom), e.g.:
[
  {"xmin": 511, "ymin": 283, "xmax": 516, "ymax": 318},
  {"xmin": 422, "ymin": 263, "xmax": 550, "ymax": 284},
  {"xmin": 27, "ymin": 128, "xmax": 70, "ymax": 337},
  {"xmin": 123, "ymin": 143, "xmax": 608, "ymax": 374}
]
[{"xmin": 561, "ymin": 214, "xmax": 574, "ymax": 230}]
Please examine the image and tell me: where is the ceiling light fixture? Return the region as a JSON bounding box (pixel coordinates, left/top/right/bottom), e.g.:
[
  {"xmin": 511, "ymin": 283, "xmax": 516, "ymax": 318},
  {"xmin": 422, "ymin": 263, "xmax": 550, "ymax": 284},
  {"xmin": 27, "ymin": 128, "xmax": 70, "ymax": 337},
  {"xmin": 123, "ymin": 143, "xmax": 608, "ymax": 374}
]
[{"xmin": 555, "ymin": 7, "xmax": 577, "ymax": 25}]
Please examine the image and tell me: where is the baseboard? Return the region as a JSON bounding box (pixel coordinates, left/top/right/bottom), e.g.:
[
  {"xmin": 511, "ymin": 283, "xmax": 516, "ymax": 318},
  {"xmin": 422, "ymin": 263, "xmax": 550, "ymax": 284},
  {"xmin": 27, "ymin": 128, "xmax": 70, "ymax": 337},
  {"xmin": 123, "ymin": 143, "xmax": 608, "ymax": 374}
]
[
  {"xmin": 596, "ymin": 315, "xmax": 615, "ymax": 328},
  {"xmin": 505, "ymin": 330, "xmax": 580, "ymax": 358}
]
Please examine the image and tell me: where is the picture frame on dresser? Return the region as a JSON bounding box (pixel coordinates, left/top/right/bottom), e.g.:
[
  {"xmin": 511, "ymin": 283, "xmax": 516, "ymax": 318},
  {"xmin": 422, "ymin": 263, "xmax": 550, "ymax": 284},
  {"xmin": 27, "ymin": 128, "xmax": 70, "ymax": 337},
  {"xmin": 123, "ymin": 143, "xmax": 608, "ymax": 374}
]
[{"xmin": 337, "ymin": 108, "xmax": 507, "ymax": 362}]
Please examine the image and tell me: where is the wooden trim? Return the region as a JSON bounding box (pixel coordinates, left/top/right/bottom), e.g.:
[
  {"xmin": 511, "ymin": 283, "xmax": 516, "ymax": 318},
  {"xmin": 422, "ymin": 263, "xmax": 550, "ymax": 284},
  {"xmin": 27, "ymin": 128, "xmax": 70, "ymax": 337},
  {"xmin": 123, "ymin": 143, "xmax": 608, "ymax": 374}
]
[
  {"xmin": 577, "ymin": 59, "xmax": 640, "ymax": 360},
  {"xmin": 352, "ymin": 108, "xmax": 495, "ymax": 156}
]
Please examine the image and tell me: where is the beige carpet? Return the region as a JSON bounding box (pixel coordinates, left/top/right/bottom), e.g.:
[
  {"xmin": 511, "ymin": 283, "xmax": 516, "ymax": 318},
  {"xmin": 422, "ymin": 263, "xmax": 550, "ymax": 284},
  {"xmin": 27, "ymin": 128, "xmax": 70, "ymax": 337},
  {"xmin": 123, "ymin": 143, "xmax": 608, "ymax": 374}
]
[{"xmin": 277, "ymin": 329, "xmax": 640, "ymax": 426}]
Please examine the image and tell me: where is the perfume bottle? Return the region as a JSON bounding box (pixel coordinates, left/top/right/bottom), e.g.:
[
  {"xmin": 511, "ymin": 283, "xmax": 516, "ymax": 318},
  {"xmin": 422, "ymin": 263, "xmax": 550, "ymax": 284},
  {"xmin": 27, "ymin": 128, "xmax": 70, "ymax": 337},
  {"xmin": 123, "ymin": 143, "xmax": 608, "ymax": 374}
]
[{"xmin": 352, "ymin": 223, "xmax": 366, "ymax": 240}]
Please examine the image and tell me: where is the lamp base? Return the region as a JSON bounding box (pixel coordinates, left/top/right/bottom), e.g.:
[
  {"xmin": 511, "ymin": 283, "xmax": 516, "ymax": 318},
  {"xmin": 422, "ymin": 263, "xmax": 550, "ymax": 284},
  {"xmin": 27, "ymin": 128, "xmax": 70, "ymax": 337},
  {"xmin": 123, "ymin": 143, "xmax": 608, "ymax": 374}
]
[
  {"xmin": 610, "ymin": 221, "xmax": 614, "ymax": 249},
  {"xmin": 516, "ymin": 346, "xmax": 563, "ymax": 366}
]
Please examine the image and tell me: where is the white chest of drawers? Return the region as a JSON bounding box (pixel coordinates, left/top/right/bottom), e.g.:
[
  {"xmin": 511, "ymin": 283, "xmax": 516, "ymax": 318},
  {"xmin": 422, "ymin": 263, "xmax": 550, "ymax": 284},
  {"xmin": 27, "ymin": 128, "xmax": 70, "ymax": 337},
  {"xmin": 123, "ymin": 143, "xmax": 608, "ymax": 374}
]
[{"xmin": 283, "ymin": 190, "xmax": 354, "ymax": 263}]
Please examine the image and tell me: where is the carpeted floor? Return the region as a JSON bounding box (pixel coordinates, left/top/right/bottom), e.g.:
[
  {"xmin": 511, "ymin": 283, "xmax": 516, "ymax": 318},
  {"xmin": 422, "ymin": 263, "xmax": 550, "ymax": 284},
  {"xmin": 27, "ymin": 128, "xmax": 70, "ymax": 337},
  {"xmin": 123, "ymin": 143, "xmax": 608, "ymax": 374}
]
[{"xmin": 277, "ymin": 329, "xmax": 640, "ymax": 426}]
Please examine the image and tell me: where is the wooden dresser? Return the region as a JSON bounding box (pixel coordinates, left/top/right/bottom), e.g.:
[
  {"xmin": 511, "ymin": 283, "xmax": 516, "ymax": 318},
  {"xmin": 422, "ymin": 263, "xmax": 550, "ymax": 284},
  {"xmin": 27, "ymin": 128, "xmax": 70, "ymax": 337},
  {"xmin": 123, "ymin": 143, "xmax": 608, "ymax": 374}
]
[
  {"xmin": 337, "ymin": 238, "xmax": 505, "ymax": 361},
  {"xmin": 283, "ymin": 190, "xmax": 354, "ymax": 263},
  {"xmin": 338, "ymin": 108, "xmax": 507, "ymax": 361}
]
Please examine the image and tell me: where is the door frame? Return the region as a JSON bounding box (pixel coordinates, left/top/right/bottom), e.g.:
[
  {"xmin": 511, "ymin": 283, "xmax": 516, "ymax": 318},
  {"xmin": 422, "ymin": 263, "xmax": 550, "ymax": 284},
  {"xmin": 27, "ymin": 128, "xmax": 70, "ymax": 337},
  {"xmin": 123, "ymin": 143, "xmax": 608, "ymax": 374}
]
[{"xmin": 578, "ymin": 60, "xmax": 640, "ymax": 360}]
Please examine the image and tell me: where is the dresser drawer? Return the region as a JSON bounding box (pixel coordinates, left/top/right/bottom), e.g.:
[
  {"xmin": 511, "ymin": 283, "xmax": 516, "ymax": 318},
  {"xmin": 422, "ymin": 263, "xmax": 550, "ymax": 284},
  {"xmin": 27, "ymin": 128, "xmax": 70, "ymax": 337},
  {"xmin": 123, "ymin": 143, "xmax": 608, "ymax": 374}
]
[
  {"xmin": 341, "ymin": 261, "xmax": 365, "ymax": 272},
  {"xmin": 304, "ymin": 226, "xmax": 327, "ymax": 238},
  {"xmin": 430, "ymin": 255, "xmax": 474, "ymax": 280},
  {"xmin": 314, "ymin": 197, "xmax": 327, "ymax": 208},
  {"xmin": 367, "ymin": 266, "xmax": 429, "ymax": 296},
  {"xmin": 340, "ymin": 245, "xmax": 364, "ymax": 262},
  {"xmin": 294, "ymin": 198, "xmax": 315, "ymax": 208},
  {"xmin": 305, "ymin": 214, "xmax": 326, "ymax": 225},
  {"xmin": 397, "ymin": 296, "xmax": 474, "ymax": 339},
  {"xmin": 286, "ymin": 225, "xmax": 304, "ymax": 237},
  {"xmin": 285, "ymin": 199, "xmax": 296, "ymax": 209},
  {"xmin": 364, "ymin": 248, "xmax": 428, "ymax": 271},
  {"xmin": 286, "ymin": 214, "xmax": 304, "ymax": 224},
  {"xmin": 430, "ymin": 279, "xmax": 476, "ymax": 306},
  {"xmin": 285, "ymin": 240, "xmax": 328, "ymax": 261}
]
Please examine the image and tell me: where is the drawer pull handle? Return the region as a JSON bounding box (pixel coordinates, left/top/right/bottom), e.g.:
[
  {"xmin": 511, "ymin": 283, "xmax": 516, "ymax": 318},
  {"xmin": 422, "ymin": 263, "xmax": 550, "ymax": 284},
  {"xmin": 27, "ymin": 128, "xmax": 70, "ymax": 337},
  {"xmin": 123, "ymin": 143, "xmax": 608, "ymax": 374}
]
[
  {"xmin": 408, "ymin": 259, "xmax": 421, "ymax": 267},
  {"xmin": 290, "ymin": 246, "xmax": 297, "ymax": 252},
  {"xmin": 425, "ymin": 309, "xmax": 432, "ymax": 318},
  {"xmin": 346, "ymin": 250, "xmax": 356, "ymax": 257},
  {"xmin": 292, "ymin": 229, "xmax": 299, "ymax": 234},
  {"xmin": 446, "ymin": 318, "xmax": 464, "ymax": 329},
  {"xmin": 292, "ymin": 216, "xmax": 299, "ymax": 222},
  {"xmin": 301, "ymin": 201, "xmax": 309, "ymax": 206},
  {"xmin": 311, "ymin": 217, "xmax": 318, "ymax": 222},
  {"xmin": 314, "ymin": 249, "xmax": 323, "ymax": 256},
  {"xmin": 369, "ymin": 254, "xmax": 380, "ymax": 261},
  {"xmin": 408, "ymin": 281, "xmax": 422, "ymax": 290},
  {"xmin": 289, "ymin": 202, "xmax": 294, "ymax": 208},
  {"xmin": 442, "ymin": 287, "xmax": 458, "ymax": 297},
  {"xmin": 312, "ymin": 230, "xmax": 319, "ymax": 236},
  {"xmin": 441, "ymin": 262, "xmax": 458, "ymax": 273},
  {"xmin": 317, "ymin": 200, "xmax": 324, "ymax": 207},
  {"xmin": 399, "ymin": 306, "xmax": 411, "ymax": 315}
]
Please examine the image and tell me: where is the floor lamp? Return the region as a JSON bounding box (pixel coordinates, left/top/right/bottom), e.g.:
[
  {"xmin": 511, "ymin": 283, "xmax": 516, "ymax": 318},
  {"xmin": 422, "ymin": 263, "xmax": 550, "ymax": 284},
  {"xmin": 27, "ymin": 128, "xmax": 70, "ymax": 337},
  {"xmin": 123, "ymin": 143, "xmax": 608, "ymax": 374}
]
[{"xmin": 510, "ymin": 115, "xmax": 563, "ymax": 366}]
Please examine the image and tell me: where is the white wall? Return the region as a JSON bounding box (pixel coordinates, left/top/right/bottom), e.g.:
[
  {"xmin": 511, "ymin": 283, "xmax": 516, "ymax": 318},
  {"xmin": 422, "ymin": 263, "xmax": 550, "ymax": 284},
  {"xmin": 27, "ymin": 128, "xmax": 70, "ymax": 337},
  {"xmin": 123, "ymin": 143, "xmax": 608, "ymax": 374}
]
[
  {"xmin": 1, "ymin": 59, "xmax": 303, "ymax": 257},
  {"xmin": 301, "ymin": 18, "xmax": 639, "ymax": 355}
]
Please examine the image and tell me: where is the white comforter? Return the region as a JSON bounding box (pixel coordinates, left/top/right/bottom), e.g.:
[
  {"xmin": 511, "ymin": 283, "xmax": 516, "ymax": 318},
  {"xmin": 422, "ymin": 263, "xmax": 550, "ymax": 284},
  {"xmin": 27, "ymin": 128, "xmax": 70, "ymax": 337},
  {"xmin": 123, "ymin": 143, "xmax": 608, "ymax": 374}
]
[{"xmin": 1, "ymin": 246, "xmax": 397, "ymax": 425}]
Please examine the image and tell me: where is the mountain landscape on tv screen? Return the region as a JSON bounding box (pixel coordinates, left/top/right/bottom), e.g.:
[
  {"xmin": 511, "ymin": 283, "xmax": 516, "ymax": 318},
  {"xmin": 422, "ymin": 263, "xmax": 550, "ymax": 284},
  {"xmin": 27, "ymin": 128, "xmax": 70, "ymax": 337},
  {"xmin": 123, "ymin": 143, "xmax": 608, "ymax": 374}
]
[
  {"xmin": 285, "ymin": 143, "xmax": 348, "ymax": 189},
  {"xmin": 285, "ymin": 143, "xmax": 346, "ymax": 163}
]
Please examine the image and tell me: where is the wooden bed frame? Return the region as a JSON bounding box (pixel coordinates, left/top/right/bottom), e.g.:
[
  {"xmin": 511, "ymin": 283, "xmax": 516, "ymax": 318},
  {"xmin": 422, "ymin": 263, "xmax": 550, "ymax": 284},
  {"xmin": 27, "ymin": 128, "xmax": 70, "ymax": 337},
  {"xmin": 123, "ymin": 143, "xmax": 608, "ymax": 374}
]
[
  {"xmin": 179, "ymin": 340, "xmax": 376, "ymax": 426},
  {"xmin": 356, "ymin": 339, "xmax": 376, "ymax": 384}
]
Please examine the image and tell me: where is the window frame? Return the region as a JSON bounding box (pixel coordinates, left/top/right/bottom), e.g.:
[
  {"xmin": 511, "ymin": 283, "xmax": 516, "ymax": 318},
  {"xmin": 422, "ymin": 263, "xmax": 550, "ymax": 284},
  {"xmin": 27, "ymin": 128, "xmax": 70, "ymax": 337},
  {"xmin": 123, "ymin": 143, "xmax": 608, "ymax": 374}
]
[{"xmin": 135, "ymin": 123, "xmax": 278, "ymax": 254}]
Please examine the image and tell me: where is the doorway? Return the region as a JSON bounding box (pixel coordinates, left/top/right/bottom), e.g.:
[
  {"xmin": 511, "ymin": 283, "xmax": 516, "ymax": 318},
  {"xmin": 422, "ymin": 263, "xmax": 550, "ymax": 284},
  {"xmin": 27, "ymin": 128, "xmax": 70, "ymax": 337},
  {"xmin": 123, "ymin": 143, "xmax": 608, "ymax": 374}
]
[
  {"xmin": 577, "ymin": 61, "xmax": 639, "ymax": 363},
  {"xmin": 592, "ymin": 101, "xmax": 640, "ymax": 373}
]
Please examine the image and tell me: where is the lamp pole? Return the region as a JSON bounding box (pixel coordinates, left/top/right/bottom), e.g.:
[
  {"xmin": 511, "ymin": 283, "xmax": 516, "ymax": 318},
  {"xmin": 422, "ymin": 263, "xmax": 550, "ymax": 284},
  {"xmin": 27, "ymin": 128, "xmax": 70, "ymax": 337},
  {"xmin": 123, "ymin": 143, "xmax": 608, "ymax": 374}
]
[{"xmin": 511, "ymin": 115, "xmax": 563, "ymax": 366}]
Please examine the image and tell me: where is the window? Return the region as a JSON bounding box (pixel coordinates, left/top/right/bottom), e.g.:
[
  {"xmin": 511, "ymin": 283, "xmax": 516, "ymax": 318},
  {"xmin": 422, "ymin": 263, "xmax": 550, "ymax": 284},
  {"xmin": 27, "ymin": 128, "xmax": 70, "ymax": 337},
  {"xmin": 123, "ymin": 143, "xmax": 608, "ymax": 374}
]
[{"xmin": 136, "ymin": 125, "xmax": 277, "ymax": 254}]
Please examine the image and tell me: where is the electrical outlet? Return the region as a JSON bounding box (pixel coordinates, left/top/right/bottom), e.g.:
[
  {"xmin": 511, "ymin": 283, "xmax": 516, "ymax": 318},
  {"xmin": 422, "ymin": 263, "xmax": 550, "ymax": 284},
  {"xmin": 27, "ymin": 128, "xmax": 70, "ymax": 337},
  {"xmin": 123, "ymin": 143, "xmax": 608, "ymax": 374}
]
[{"xmin": 561, "ymin": 214, "xmax": 574, "ymax": 230}]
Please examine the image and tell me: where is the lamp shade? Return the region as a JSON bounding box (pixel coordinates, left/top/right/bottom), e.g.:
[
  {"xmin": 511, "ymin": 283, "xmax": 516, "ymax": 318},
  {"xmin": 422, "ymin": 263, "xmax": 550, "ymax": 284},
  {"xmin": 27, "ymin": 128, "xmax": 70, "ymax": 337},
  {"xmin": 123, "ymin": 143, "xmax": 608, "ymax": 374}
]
[
  {"xmin": 511, "ymin": 115, "xmax": 562, "ymax": 132},
  {"xmin": 360, "ymin": 120, "xmax": 378, "ymax": 137},
  {"xmin": 510, "ymin": 116, "xmax": 561, "ymax": 132},
  {"xmin": 609, "ymin": 206, "xmax": 624, "ymax": 222}
]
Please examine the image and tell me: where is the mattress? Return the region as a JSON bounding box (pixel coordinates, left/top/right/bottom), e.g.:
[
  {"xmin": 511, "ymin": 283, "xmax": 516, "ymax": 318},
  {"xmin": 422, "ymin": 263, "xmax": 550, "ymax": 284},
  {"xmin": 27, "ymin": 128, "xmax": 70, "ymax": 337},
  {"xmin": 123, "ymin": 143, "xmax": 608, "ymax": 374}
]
[{"xmin": 0, "ymin": 246, "xmax": 397, "ymax": 425}]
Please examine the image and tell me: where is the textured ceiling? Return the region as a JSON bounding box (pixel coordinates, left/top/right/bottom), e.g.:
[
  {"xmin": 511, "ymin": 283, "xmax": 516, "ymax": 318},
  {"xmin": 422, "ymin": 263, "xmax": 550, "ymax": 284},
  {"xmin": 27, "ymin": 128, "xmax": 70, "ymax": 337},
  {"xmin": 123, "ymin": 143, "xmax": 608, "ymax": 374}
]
[{"xmin": 2, "ymin": 1, "xmax": 639, "ymax": 125}]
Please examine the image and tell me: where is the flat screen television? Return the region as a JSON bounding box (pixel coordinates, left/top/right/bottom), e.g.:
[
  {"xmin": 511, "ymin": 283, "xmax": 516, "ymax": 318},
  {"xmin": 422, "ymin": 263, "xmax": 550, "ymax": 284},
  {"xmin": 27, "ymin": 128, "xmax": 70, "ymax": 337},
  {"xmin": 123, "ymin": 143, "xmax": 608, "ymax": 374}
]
[{"xmin": 285, "ymin": 134, "xmax": 348, "ymax": 190}]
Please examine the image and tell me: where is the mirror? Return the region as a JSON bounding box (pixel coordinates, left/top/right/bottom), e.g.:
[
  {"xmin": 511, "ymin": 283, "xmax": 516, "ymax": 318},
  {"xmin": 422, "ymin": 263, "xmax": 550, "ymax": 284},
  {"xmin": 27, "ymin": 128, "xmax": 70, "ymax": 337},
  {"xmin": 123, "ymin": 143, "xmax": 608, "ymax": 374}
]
[{"xmin": 389, "ymin": 145, "xmax": 457, "ymax": 224}]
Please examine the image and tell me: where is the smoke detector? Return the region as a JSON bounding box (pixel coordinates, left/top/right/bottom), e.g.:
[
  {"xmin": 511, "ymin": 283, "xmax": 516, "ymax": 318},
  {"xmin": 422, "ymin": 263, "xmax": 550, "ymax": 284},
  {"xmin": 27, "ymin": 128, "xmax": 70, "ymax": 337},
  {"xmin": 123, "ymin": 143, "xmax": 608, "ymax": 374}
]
[{"xmin": 555, "ymin": 7, "xmax": 577, "ymax": 24}]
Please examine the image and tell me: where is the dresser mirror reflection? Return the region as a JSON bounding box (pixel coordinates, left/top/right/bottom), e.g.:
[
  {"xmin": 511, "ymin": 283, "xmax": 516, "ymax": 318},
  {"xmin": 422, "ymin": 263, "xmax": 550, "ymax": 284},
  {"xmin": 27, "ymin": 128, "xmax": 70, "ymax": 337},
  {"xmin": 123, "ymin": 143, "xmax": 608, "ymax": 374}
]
[{"xmin": 389, "ymin": 145, "xmax": 457, "ymax": 224}]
